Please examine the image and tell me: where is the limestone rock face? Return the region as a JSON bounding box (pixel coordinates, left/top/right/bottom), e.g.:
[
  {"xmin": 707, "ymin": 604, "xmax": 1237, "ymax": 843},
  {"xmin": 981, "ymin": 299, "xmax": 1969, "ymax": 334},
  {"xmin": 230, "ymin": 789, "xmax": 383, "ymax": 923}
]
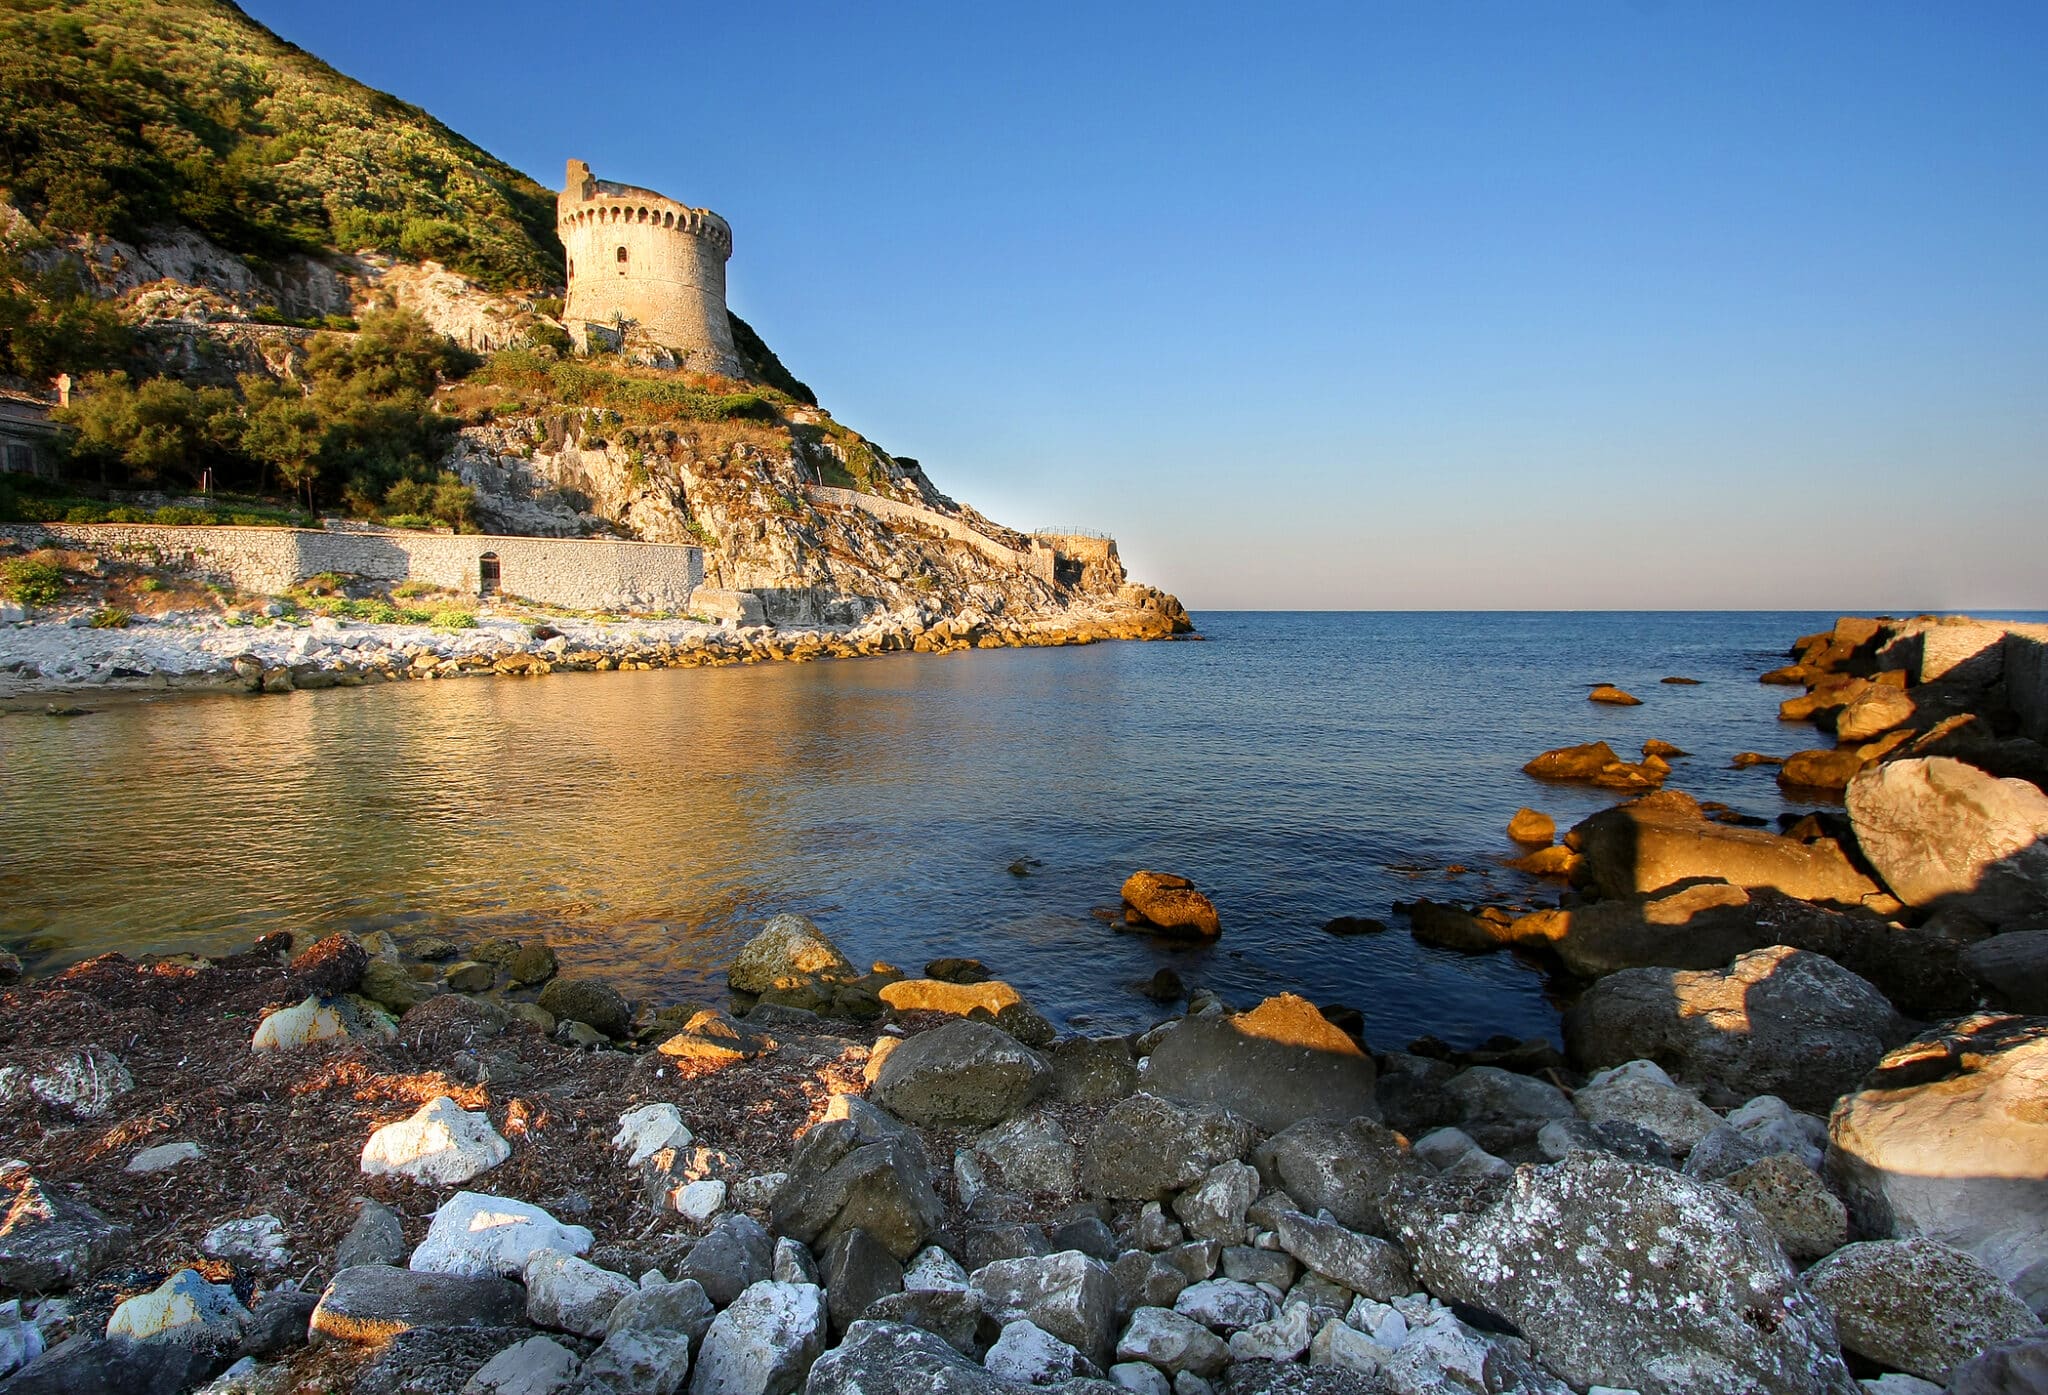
[
  {"xmin": 1392, "ymin": 1154, "xmax": 1857, "ymax": 1395},
  {"xmin": 687, "ymin": 1279, "xmax": 826, "ymax": 1395},
  {"xmin": 1826, "ymin": 1014, "xmax": 2048, "ymax": 1315},
  {"xmin": 727, "ymin": 915, "xmax": 856, "ymax": 995},
  {"xmin": 1570, "ymin": 791, "xmax": 1880, "ymax": 905},
  {"xmin": 1563, "ymin": 946, "xmax": 1904, "ymax": 1111},
  {"xmin": 1803, "ymin": 1238, "xmax": 2040, "ymax": 1383},
  {"xmin": 1847, "ymin": 758, "xmax": 2048, "ymax": 925},
  {"xmin": 970, "ymin": 1250, "xmax": 1117, "ymax": 1371},
  {"xmin": 1142, "ymin": 993, "xmax": 1376, "ymax": 1133},
  {"xmin": 360, "ymin": 1096, "xmax": 511, "ymax": 1186},
  {"xmin": 1080, "ymin": 1093, "xmax": 1260, "ymax": 1200},
  {"xmin": 871, "ymin": 1020, "xmax": 1051, "ymax": 1129},
  {"xmin": 1121, "ymin": 871, "xmax": 1222, "ymax": 937},
  {"xmin": 309, "ymin": 1265, "xmax": 527, "ymax": 1344}
]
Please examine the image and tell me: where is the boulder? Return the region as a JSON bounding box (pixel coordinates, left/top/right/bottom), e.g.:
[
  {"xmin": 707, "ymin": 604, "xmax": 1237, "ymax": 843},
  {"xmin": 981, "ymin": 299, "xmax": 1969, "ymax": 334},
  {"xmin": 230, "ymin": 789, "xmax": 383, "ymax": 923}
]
[
  {"xmin": 290, "ymin": 932, "xmax": 369, "ymax": 997},
  {"xmin": 361, "ymin": 1097, "xmax": 511, "ymax": 1187},
  {"xmin": 336, "ymin": 1198, "xmax": 408, "ymax": 1271},
  {"xmin": 1589, "ymin": 684, "xmax": 1641, "ymax": 705},
  {"xmin": 820, "ymin": 1228, "xmax": 903, "ymax": 1336},
  {"xmin": 1392, "ymin": 1153, "xmax": 1857, "ymax": 1394},
  {"xmin": 770, "ymin": 1117, "xmax": 945, "ymax": 1262},
  {"xmin": 984, "ymin": 1318, "xmax": 1102, "ymax": 1383},
  {"xmin": 973, "ymin": 1111, "xmax": 1080, "ymax": 1200},
  {"xmin": 1080, "ymin": 1094, "xmax": 1261, "ymax": 1200},
  {"xmin": 201, "ymin": 1214, "xmax": 290, "ymax": 1268},
  {"xmin": 1113, "ymin": 1307, "xmax": 1231, "ymax": 1378},
  {"xmin": 1172, "ymin": 1161, "xmax": 1259, "ymax": 1245},
  {"xmin": 1573, "ymin": 1061, "xmax": 1724, "ymax": 1156},
  {"xmin": 524, "ymin": 1250, "xmax": 636, "ymax": 1339},
  {"xmin": 250, "ymin": 996, "xmax": 345, "ymax": 1051},
  {"xmin": 409, "ymin": 1193, "xmax": 593, "ymax": 1280},
  {"xmin": 676, "ymin": 1214, "xmax": 774, "ymax": 1308},
  {"xmin": 1141, "ymin": 993, "xmax": 1376, "ymax": 1133},
  {"xmin": 1504, "ymin": 881, "xmax": 1974, "ymax": 1018},
  {"xmin": 1251, "ymin": 1117, "xmax": 1418, "ymax": 1238},
  {"xmin": 727, "ymin": 915, "xmax": 855, "ymax": 995},
  {"xmin": 0, "ymin": 1176, "xmax": 133, "ymax": 1290},
  {"xmin": 1563, "ymin": 946, "xmax": 1905, "ymax": 1111},
  {"xmin": 1947, "ymin": 1336, "xmax": 2048, "ymax": 1395},
  {"xmin": 1778, "ymin": 747, "xmax": 1875, "ymax": 793},
  {"xmin": 0, "ymin": 1046, "xmax": 133, "ymax": 1118},
  {"xmin": 1269, "ymin": 1212, "xmax": 1411, "ymax": 1300},
  {"xmin": 309, "ymin": 1265, "xmax": 526, "ymax": 1344},
  {"xmin": 1835, "ymin": 686, "xmax": 1917, "ymax": 742},
  {"xmin": 1121, "ymin": 871, "xmax": 1222, "ymax": 937},
  {"xmin": 804, "ymin": 1320, "xmax": 1012, "ymax": 1394},
  {"xmin": 580, "ymin": 1328, "xmax": 694, "ymax": 1395},
  {"xmin": 462, "ymin": 1335, "xmax": 581, "ymax": 1395},
  {"xmin": 535, "ymin": 977, "xmax": 629, "ymax": 1038},
  {"xmin": 687, "ymin": 1279, "xmax": 826, "ymax": 1395},
  {"xmin": 658, "ymin": 1010, "xmax": 774, "ymax": 1066},
  {"xmin": 605, "ymin": 1280, "xmax": 717, "ymax": 1346},
  {"xmin": 1171, "ymin": 1279, "xmax": 1274, "ymax": 1336},
  {"xmin": 1051, "ymin": 1037, "xmax": 1141, "ymax": 1105},
  {"xmin": 1963, "ymin": 930, "xmax": 2048, "ymax": 1013},
  {"xmin": 877, "ymin": 980, "xmax": 1056, "ymax": 1046},
  {"xmin": 1507, "ymin": 809, "xmax": 1556, "ymax": 845},
  {"xmin": 1523, "ymin": 740, "xmax": 1663, "ymax": 790},
  {"xmin": 0, "ymin": 1333, "xmax": 233, "ymax": 1395},
  {"xmin": 1826, "ymin": 1014, "xmax": 2048, "ymax": 1314},
  {"xmin": 1804, "ymin": 1238, "xmax": 2040, "ymax": 1383},
  {"xmin": 1569, "ymin": 791, "xmax": 1880, "ymax": 904},
  {"xmin": 860, "ymin": 1287, "xmax": 982, "ymax": 1357},
  {"xmin": 971, "ymin": 1250, "xmax": 1117, "ymax": 1370},
  {"xmin": 105, "ymin": 1269, "xmax": 249, "ymax": 1344},
  {"xmin": 1721, "ymin": 1154, "xmax": 1848, "ymax": 1261},
  {"xmin": 1847, "ymin": 758, "xmax": 2048, "ymax": 925},
  {"xmin": 871, "ymin": 1019, "xmax": 1051, "ymax": 1129}
]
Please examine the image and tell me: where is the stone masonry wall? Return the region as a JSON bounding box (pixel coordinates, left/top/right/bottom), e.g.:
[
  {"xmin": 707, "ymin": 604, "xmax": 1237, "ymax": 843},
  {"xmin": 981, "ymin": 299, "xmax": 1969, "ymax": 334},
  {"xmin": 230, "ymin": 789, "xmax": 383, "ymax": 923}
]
[
  {"xmin": 1, "ymin": 523, "xmax": 704, "ymax": 613},
  {"xmin": 805, "ymin": 485, "xmax": 1031, "ymax": 571}
]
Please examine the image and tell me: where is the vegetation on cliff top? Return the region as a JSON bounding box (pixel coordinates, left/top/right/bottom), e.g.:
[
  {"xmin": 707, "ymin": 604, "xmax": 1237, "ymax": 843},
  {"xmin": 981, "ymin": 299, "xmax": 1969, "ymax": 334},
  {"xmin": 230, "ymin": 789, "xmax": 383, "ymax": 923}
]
[{"xmin": 0, "ymin": 0, "xmax": 562, "ymax": 288}]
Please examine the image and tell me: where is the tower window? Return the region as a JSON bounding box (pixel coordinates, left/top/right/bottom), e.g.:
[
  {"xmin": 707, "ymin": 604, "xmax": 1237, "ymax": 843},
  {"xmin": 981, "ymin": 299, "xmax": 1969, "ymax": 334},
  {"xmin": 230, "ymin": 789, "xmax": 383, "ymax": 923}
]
[{"xmin": 616, "ymin": 246, "xmax": 628, "ymax": 272}]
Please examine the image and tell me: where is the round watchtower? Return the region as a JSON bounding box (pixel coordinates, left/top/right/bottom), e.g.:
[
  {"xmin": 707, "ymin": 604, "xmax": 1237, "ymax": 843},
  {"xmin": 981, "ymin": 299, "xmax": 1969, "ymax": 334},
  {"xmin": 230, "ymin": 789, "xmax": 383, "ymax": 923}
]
[{"xmin": 557, "ymin": 159, "xmax": 742, "ymax": 376}]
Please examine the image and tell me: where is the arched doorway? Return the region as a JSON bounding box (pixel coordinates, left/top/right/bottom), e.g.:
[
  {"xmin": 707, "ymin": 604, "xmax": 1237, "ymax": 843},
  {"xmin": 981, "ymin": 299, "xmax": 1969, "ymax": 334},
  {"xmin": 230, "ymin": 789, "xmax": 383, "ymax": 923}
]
[{"xmin": 478, "ymin": 552, "xmax": 500, "ymax": 597}]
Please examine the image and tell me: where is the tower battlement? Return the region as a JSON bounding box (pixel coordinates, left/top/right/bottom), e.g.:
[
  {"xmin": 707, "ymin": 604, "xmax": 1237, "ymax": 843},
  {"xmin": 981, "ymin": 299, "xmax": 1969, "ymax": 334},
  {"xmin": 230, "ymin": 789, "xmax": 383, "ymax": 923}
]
[{"xmin": 557, "ymin": 159, "xmax": 741, "ymax": 376}]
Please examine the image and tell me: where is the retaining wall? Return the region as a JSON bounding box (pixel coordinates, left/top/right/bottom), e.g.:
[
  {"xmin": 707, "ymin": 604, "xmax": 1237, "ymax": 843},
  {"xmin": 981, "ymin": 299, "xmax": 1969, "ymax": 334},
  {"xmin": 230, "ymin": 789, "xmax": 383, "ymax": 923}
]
[
  {"xmin": 804, "ymin": 486, "xmax": 1031, "ymax": 571},
  {"xmin": 1, "ymin": 522, "xmax": 704, "ymax": 613}
]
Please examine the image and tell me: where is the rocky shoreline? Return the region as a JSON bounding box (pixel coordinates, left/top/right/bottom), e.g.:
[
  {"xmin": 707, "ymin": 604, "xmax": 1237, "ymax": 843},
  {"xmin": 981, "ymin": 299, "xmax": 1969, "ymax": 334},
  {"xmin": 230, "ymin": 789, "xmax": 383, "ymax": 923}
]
[
  {"xmin": 0, "ymin": 589, "xmax": 1195, "ymax": 702},
  {"xmin": 2, "ymin": 614, "xmax": 2046, "ymax": 1395}
]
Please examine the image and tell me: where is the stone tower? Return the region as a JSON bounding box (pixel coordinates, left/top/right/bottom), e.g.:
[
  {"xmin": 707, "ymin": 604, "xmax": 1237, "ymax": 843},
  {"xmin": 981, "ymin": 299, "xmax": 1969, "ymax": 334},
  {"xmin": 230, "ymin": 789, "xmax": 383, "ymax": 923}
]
[{"xmin": 557, "ymin": 159, "xmax": 742, "ymax": 376}]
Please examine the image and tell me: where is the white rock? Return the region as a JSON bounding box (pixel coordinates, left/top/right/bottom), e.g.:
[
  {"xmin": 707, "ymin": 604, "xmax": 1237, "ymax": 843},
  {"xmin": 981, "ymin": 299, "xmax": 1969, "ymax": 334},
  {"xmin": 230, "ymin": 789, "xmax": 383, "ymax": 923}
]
[
  {"xmin": 1173, "ymin": 1161, "xmax": 1260, "ymax": 1245},
  {"xmin": 106, "ymin": 1268, "xmax": 250, "ymax": 1342},
  {"xmin": 127, "ymin": 1141, "xmax": 204, "ymax": 1174},
  {"xmin": 687, "ymin": 1280, "xmax": 826, "ymax": 1395},
  {"xmin": 903, "ymin": 1245, "xmax": 970, "ymax": 1292},
  {"xmin": 362, "ymin": 1096, "xmax": 511, "ymax": 1186},
  {"xmin": 581, "ymin": 1328, "xmax": 693, "ymax": 1395},
  {"xmin": 986, "ymin": 1318, "xmax": 1099, "ymax": 1383},
  {"xmin": 202, "ymin": 1214, "xmax": 291, "ymax": 1268},
  {"xmin": 731, "ymin": 1173, "xmax": 786, "ymax": 1211},
  {"xmin": 1109, "ymin": 1362, "xmax": 1172, "ymax": 1395},
  {"xmin": 0, "ymin": 1046, "xmax": 133, "ymax": 1117},
  {"xmin": 0, "ymin": 1300, "xmax": 44, "ymax": 1381},
  {"xmin": 1308, "ymin": 1316, "xmax": 1386, "ymax": 1374},
  {"xmin": 673, "ymin": 1179, "xmax": 727, "ymax": 1223},
  {"xmin": 1726, "ymin": 1095, "xmax": 1827, "ymax": 1169},
  {"xmin": 614, "ymin": 1104, "xmax": 693, "ymax": 1168},
  {"xmin": 1858, "ymin": 1379, "xmax": 1943, "ymax": 1395},
  {"xmin": 1574, "ymin": 1069, "xmax": 1724, "ymax": 1157},
  {"xmin": 1226, "ymin": 1301, "xmax": 1313, "ymax": 1363},
  {"xmin": 1586, "ymin": 1060, "xmax": 1674, "ymax": 1089},
  {"xmin": 462, "ymin": 1335, "xmax": 583, "ymax": 1395},
  {"xmin": 1173, "ymin": 1278, "xmax": 1275, "ymax": 1334},
  {"xmin": 525, "ymin": 1250, "xmax": 637, "ymax": 1338},
  {"xmin": 1411, "ymin": 1127, "xmax": 1511, "ymax": 1178},
  {"xmin": 953, "ymin": 1150, "xmax": 991, "ymax": 1209},
  {"xmin": 771, "ymin": 1237, "xmax": 818, "ymax": 1286},
  {"xmin": 250, "ymin": 996, "xmax": 345, "ymax": 1051},
  {"xmin": 410, "ymin": 1192, "xmax": 594, "ymax": 1280}
]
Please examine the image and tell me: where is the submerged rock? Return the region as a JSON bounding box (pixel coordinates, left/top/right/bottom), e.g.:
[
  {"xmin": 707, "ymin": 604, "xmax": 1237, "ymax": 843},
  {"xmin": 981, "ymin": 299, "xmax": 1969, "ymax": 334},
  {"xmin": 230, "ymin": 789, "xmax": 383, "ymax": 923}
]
[{"xmin": 1121, "ymin": 871, "xmax": 1223, "ymax": 937}]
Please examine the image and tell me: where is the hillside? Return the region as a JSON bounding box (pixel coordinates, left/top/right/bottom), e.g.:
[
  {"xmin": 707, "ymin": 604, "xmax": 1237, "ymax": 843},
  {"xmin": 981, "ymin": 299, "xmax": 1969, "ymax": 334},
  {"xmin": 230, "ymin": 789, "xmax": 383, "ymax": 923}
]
[{"xmin": 0, "ymin": 0, "xmax": 560, "ymax": 288}]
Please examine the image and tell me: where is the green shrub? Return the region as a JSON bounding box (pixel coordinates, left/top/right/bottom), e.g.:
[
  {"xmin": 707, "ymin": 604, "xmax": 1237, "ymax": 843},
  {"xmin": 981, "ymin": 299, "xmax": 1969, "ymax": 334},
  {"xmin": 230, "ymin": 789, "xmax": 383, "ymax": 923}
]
[
  {"xmin": 0, "ymin": 559, "xmax": 64, "ymax": 606},
  {"xmin": 88, "ymin": 606, "xmax": 129, "ymax": 628},
  {"xmin": 430, "ymin": 609, "xmax": 477, "ymax": 629},
  {"xmin": 383, "ymin": 513, "xmax": 438, "ymax": 530},
  {"xmin": 152, "ymin": 505, "xmax": 211, "ymax": 524}
]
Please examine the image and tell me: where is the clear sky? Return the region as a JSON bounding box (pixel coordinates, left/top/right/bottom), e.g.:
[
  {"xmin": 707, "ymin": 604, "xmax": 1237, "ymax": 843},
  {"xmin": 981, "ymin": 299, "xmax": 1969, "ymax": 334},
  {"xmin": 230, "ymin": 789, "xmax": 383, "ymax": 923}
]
[{"xmin": 245, "ymin": 1, "xmax": 2048, "ymax": 610}]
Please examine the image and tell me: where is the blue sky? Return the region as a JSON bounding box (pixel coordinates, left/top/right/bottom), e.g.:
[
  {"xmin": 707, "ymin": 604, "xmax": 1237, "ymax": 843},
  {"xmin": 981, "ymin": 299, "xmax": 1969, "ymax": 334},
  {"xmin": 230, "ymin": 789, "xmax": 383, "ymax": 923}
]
[{"xmin": 248, "ymin": 2, "xmax": 2048, "ymax": 609}]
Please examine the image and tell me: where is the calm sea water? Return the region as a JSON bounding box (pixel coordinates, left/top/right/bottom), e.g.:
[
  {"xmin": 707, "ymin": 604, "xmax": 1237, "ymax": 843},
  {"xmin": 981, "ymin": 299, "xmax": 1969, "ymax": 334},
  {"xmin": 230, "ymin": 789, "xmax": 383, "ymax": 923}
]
[{"xmin": 6, "ymin": 611, "xmax": 2040, "ymax": 1048}]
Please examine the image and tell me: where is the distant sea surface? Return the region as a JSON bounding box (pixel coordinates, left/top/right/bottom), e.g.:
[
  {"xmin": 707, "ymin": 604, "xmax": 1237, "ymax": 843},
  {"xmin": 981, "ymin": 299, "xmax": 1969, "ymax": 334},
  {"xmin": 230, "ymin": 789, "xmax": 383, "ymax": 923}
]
[{"xmin": 7, "ymin": 611, "xmax": 2044, "ymax": 1048}]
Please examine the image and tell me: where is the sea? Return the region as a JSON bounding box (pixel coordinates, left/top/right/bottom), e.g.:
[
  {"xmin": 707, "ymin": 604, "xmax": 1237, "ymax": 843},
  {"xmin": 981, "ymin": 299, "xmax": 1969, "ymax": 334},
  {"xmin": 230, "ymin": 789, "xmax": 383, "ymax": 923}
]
[{"xmin": 5, "ymin": 611, "xmax": 2040, "ymax": 1049}]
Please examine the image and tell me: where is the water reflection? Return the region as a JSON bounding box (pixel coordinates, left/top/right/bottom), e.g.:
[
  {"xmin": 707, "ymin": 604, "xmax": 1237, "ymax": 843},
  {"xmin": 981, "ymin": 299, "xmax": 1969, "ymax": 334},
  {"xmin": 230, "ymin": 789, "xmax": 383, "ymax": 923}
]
[{"xmin": 2, "ymin": 613, "xmax": 1905, "ymax": 1046}]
